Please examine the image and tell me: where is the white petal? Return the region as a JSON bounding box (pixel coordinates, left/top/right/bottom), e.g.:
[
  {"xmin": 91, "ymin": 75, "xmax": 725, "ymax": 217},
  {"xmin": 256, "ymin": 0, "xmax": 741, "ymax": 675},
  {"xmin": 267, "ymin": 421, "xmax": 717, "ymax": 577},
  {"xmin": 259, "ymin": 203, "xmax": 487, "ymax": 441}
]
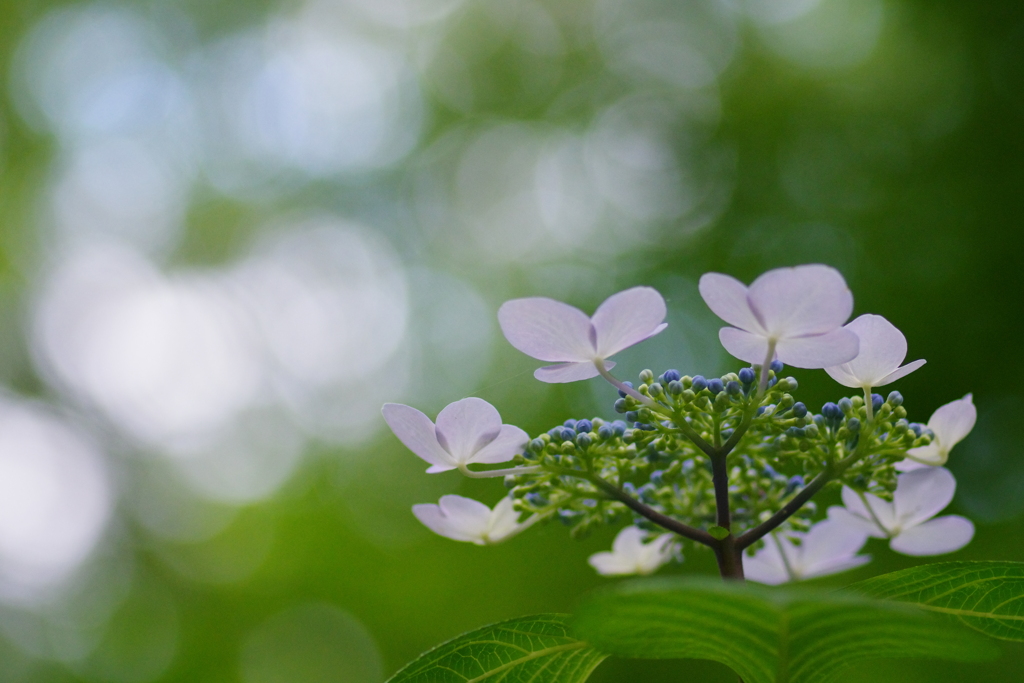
[
  {"xmin": 929, "ymin": 394, "xmax": 976, "ymax": 452},
  {"xmin": 636, "ymin": 534, "xmax": 675, "ymax": 574},
  {"xmin": 894, "ymin": 458, "xmax": 930, "ymax": 472},
  {"xmin": 800, "ymin": 554, "xmax": 872, "ymax": 580},
  {"xmin": 876, "ymin": 359, "xmax": 927, "ymax": 387},
  {"xmin": 904, "ymin": 443, "xmax": 945, "ymax": 466},
  {"xmin": 774, "ymin": 328, "xmax": 860, "ymax": 369},
  {"xmin": 823, "ymin": 362, "xmax": 863, "ymax": 389},
  {"xmin": 534, "ymin": 361, "xmax": 603, "ymax": 383},
  {"xmin": 611, "ymin": 525, "xmax": 647, "ymax": 555},
  {"xmin": 743, "ymin": 536, "xmax": 792, "ymax": 585},
  {"xmin": 381, "ymin": 403, "xmax": 454, "ymax": 470},
  {"xmin": 413, "ymin": 495, "xmax": 491, "ymax": 544},
  {"xmin": 840, "ymin": 485, "xmax": 898, "ymax": 532},
  {"xmin": 434, "ymin": 398, "xmax": 503, "ymax": 463},
  {"xmin": 698, "ymin": 273, "xmax": 764, "ymax": 333},
  {"xmin": 890, "ymin": 516, "xmax": 974, "ymax": 556},
  {"xmin": 746, "ymin": 265, "xmax": 854, "ymax": 337},
  {"xmin": 591, "ymin": 287, "xmax": 668, "ymax": 358},
  {"xmin": 588, "ymin": 551, "xmax": 641, "ymax": 576},
  {"xmin": 832, "ymin": 314, "xmax": 909, "ymax": 387},
  {"xmin": 719, "ymin": 327, "xmax": 772, "ymax": 365},
  {"xmin": 486, "ymin": 497, "xmax": 522, "ymax": 542},
  {"xmin": 827, "ymin": 506, "xmax": 885, "ymax": 538},
  {"xmin": 497, "ymin": 297, "xmax": 595, "ymax": 362},
  {"xmin": 799, "ymin": 519, "xmax": 870, "ymax": 571},
  {"xmin": 893, "ymin": 467, "xmax": 956, "ymax": 529},
  {"xmin": 470, "ymin": 424, "xmax": 529, "ymax": 465}
]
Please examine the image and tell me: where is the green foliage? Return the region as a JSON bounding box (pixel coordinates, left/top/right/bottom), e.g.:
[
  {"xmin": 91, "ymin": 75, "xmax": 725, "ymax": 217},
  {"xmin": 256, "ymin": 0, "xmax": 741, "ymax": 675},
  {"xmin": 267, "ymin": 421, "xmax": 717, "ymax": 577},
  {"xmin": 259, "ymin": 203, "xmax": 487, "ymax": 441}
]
[
  {"xmin": 385, "ymin": 614, "xmax": 606, "ymax": 683},
  {"xmin": 570, "ymin": 577, "xmax": 997, "ymax": 683},
  {"xmin": 849, "ymin": 561, "xmax": 1024, "ymax": 641}
]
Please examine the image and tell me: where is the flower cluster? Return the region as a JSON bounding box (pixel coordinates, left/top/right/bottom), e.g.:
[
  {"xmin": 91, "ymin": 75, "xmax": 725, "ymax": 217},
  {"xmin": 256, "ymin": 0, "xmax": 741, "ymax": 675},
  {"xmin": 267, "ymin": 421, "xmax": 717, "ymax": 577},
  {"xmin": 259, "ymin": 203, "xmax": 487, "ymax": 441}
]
[{"xmin": 382, "ymin": 265, "xmax": 977, "ymax": 583}]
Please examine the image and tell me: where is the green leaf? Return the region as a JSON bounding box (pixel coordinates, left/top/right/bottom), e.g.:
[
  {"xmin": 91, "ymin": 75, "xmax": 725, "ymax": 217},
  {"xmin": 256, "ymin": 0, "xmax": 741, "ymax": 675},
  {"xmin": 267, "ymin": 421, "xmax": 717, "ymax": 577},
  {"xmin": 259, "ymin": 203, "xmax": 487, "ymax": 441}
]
[
  {"xmin": 708, "ymin": 525, "xmax": 731, "ymax": 540},
  {"xmin": 849, "ymin": 560, "xmax": 1024, "ymax": 641},
  {"xmin": 571, "ymin": 577, "xmax": 996, "ymax": 683},
  {"xmin": 386, "ymin": 614, "xmax": 607, "ymax": 683}
]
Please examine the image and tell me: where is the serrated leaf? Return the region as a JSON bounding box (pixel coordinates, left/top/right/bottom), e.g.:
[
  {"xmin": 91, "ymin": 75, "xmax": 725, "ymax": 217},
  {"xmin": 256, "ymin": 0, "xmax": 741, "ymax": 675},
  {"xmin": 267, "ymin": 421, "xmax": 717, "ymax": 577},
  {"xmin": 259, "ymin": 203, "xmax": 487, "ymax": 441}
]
[
  {"xmin": 386, "ymin": 614, "xmax": 607, "ymax": 683},
  {"xmin": 571, "ymin": 577, "xmax": 996, "ymax": 683},
  {"xmin": 849, "ymin": 560, "xmax": 1024, "ymax": 641}
]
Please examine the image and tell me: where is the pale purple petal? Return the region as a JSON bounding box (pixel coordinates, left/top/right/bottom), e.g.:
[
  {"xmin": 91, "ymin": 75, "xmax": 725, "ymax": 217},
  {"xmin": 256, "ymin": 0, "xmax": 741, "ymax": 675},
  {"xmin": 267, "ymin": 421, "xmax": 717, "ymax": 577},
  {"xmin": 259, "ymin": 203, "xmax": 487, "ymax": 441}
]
[
  {"xmin": 719, "ymin": 327, "xmax": 772, "ymax": 365},
  {"xmin": 426, "ymin": 464, "xmax": 455, "ymax": 473},
  {"xmin": 929, "ymin": 394, "xmax": 976, "ymax": 451},
  {"xmin": 534, "ymin": 361, "xmax": 605, "ymax": 383},
  {"xmin": 800, "ymin": 519, "xmax": 870, "ymax": 570},
  {"xmin": 591, "ymin": 287, "xmax": 668, "ymax": 357},
  {"xmin": 890, "ymin": 516, "xmax": 974, "ymax": 556},
  {"xmin": 747, "ymin": 265, "xmax": 854, "ymax": 337},
  {"xmin": 827, "ymin": 506, "xmax": 885, "ymax": 538},
  {"xmin": 470, "ymin": 424, "xmax": 529, "ymax": 465},
  {"xmin": 382, "ymin": 403, "xmax": 454, "ymax": 470},
  {"xmin": 904, "ymin": 443, "xmax": 945, "ymax": 466},
  {"xmin": 487, "ymin": 497, "xmax": 522, "ymax": 541},
  {"xmin": 434, "ymin": 398, "xmax": 502, "ymax": 463},
  {"xmin": 698, "ymin": 273, "xmax": 764, "ymax": 333},
  {"xmin": 893, "ymin": 467, "xmax": 956, "ymax": 529},
  {"xmin": 876, "ymin": 359, "xmax": 927, "ymax": 387},
  {"xmin": 823, "ymin": 363, "xmax": 862, "ymax": 389},
  {"xmin": 413, "ymin": 495, "xmax": 492, "ymax": 543},
  {"xmin": 774, "ymin": 327, "xmax": 859, "ymax": 369},
  {"xmin": 588, "ymin": 550, "xmax": 640, "ymax": 576},
  {"xmin": 497, "ymin": 297, "xmax": 595, "ymax": 362},
  {"xmin": 744, "ymin": 537, "xmax": 791, "ymax": 585},
  {"xmin": 801, "ymin": 554, "xmax": 872, "ymax": 580},
  {"xmin": 895, "ymin": 458, "xmax": 930, "ymax": 472},
  {"xmin": 840, "ymin": 485, "xmax": 897, "ymax": 532},
  {"xmin": 830, "ymin": 314, "xmax": 909, "ymax": 387}
]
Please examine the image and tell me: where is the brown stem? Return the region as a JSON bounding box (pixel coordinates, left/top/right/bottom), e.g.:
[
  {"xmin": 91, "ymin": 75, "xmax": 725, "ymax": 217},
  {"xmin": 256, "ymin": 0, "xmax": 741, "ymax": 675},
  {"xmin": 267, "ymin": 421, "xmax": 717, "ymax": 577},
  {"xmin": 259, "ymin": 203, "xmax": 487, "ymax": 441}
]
[
  {"xmin": 587, "ymin": 475, "xmax": 718, "ymax": 547},
  {"xmin": 714, "ymin": 535, "xmax": 744, "ymax": 580}
]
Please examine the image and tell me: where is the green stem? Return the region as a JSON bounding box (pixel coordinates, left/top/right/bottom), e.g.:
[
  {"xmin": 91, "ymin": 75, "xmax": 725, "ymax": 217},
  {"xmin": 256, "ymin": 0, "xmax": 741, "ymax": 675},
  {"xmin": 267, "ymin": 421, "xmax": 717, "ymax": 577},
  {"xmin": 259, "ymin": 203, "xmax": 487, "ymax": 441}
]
[{"xmin": 458, "ymin": 464, "xmax": 542, "ymax": 479}]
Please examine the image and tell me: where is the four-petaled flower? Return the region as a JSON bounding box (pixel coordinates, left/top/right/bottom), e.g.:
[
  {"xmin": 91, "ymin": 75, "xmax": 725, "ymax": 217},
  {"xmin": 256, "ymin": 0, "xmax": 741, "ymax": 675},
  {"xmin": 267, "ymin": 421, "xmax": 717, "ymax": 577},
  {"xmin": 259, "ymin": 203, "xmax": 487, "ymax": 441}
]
[
  {"xmin": 498, "ymin": 287, "xmax": 667, "ymax": 383},
  {"xmin": 588, "ymin": 526, "xmax": 675, "ymax": 576},
  {"xmin": 382, "ymin": 398, "xmax": 528, "ymax": 473},
  {"xmin": 824, "ymin": 314, "xmax": 926, "ymax": 389},
  {"xmin": 413, "ymin": 495, "xmax": 525, "ymax": 545},
  {"xmin": 902, "ymin": 394, "xmax": 976, "ymax": 467},
  {"xmin": 699, "ymin": 264, "xmax": 859, "ymax": 368},
  {"xmin": 828, "ymin": 467, "xmax": 974, "ymax": 556},
  {"xmin": 744, "ymin": 519, "xmax": 871, "ymax": 585}
]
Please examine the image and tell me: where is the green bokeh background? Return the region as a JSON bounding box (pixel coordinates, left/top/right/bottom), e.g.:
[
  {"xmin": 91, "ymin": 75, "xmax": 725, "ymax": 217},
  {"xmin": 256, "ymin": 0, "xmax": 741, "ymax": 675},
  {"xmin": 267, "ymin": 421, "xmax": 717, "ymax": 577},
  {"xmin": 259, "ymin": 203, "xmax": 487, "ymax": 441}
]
[{"xmin": 0, "ymin": 0, "xmax": 1021, "ymax": 681}]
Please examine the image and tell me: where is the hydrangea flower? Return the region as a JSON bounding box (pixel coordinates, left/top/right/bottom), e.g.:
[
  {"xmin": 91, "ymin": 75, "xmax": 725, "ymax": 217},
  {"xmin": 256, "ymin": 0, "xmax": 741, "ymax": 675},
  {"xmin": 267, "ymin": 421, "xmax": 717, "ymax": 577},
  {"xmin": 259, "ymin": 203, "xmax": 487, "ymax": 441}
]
[
  {"xmin": 412, "ymin": 496, "xmax": 525, "ymax": 545},
  {"xmin": 382, "ymin": 398, "xmax": 528, "ymax": 474},
  {"xmin": 744, "ymin": 519, "xmax": 871, "ymax": 585},
  {"xmin": 828, "ymin": 467, "xmax": 974, "ymax": 556},
  {"xmin": 498, "ymin": 287, "xmax": 667, "ymax": 383},
  {"xmin": 902, "ymin": 394, "xmax": 976, "ymax": 467},
  {"xmin": 587, "ymin": 526, "xmax": 675, "ymax": 576},
  {"xmin": 824, "ymin": 314, "xmax": 926, "ymax": 390},
  {"xmin": 698, "ymin": 265, "xmax": 859, "ymax": 369}
]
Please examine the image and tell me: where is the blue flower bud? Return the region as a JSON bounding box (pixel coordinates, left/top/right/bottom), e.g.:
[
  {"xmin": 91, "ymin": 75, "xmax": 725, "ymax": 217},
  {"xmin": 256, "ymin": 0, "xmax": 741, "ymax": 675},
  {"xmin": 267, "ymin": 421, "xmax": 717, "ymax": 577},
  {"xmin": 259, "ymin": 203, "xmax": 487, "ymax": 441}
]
[
  {"xmin": 871, "ymin": 394, "xmax": 884, "ymax": 412},
  {"xmin": 613, "ymin": 398, "xmax": 627, "ymax": 414},
  {"xmin": 612, "ymin": 420, "xmax": 627, "ymax": 436},
  {"xmin": 625, "ymin": 411, "xmax": 639, "ymax": 423},
  {"xmin": 525, "ymin": 492, "xmax": 547, "ymax": 506},
  {"xmin": 726, "ymin": 381, "xmax": 741, "ymax": 395},
  {"xmin": 668, "ymin": 380, "xmax": 683, "ymax": 395},
  {"xmin": 691, "ymin": 375, "xmax": 708, "ymax": 392},
  {"xmin": 638, "ymin": 483, "xmax": 657, "ymax": 503},
  {"xmin": 786, "ymin": 475, "xmax": 804, "ymax": 494},
  {"xmin": 637, "ymin": 423, "xmax": 657, "ymax": 431},
  {"xmin": 650, "ymin": 470, "xmax": 665, "ymax": 486},
  {"xmin": 575, "ymin": 419, "xmax": 593, "ymax": 434},
  {"xmin": 530, "ymin": 438, "xmax": 545, "ymax": 452},
  {"xmin": 547, "ymin": 427, "xmax": 562, "ymax": 439},
  {"xmin": 838, "ymin": 397, "xmax": 853, "ymax": 414},
  {"xmin": 597, "ymin": 424, "xmax": 614, "ymax": 439},
  {"xmin": 563, "ymin": 419, "xmax": 577, "ymax": 429},
  {"xmin": 622, "ymin": 482, "xmax": 637, "ymax": 496},
  {"xmin": 756, "ymin": 406, "xmax": 766, "ymax": 416},
  {"xmin": 767, "ymin": 377, "xmax": 777, "ymax": 388},
  {"xmin": 576, "ymin": 433, "xmax": 592, "ymax": 448},
  {"xmin": 663, "ymin": 369, "xmax": 681, "ymax": 382},
  {"xmin": 763, "ymin": 465, "xmax": 778, "ymax": 478},
  {"xmin": 786, "ymin": 426, "xmax": 805, "ymax": 438},
  {"xmin": 558, "ymin": 510, "xmax": 580, "ymax": 526},
  {"xmin": 822, "ymin": 402, "xmax": 841, "ymax": 420},
  {"xmin": 617, "ymin": 381, "xmax": 633, "ymax": 399},
  {"xmin": 847, "ymin": 417, "xmax": 861, "ymax": 432},
  {"xmin": 770, "ymin": 360, "xmax": 784, "ymax": 373},
  {"xmin": 681, "ymin": 459, "xmax": 695, "ymax": 473},
  {"xmin": 559, "ymin": 427, "xmax": 575, "ymax": 442},
  {"xmin": 739, "ymin": 367, "xmax": 756, "ymax": 384},
  {"xmin": 887, "ymin": 391, "xmax": 904, "ymax": 407},
  {"xmin": 910, "ymin": 423, "xmax": 923, "ymax": 437},
  {"xmin": 792, "ymin": 402, "xmax": 808, "ymax": 418},
  {"xmin": 708, "ymin": 378, "xmax": 724, "ymax": 394}
]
